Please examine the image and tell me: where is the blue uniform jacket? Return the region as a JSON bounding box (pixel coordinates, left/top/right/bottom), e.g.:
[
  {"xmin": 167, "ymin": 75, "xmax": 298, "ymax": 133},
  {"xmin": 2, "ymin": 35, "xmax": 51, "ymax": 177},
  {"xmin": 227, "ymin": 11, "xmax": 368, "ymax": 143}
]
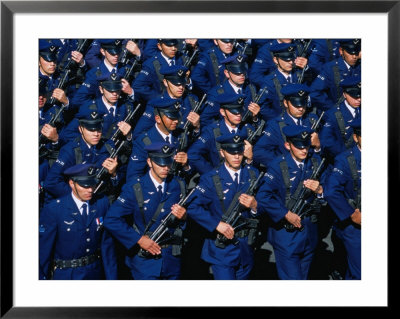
[
  {"xmin": 325, "ymin": 145, "xmax": 361, "ymax": 221},
  {"xmin": 131, "ymin": 92, "xmax": 199, "ymax": 141},
  {"xmin": 253, "ymin": 112, "xmax": 318, "ymax": 169},
  {"xmin": 319, "ymin": 102, "xmax": 360, "ymax": 159},
  {"xmin": 200, "ymin": 80, "xmax": 263, "ymax": 128},
  {"xmin": 256, "ymin": 151, "xmax": 325, "ymax": 254},
  {"xmin": 191, "ymin": 47, "xmax": 233, "ymax": 94},
  {"xmin": 187, "ymin": 164, "xmax": 260, "ymax": 267},
  {"xmin": 132, "ymin": 51, "xmax": 185, "ymax": 102},
  {"xmin": 126, "ymin": 125, "xmax": 180, "ymax": 180},
  {"xmin": 257, "ymin": 70, "xmax": 305, "ymax": 122},
  {"xmin": 39, "ymin": 193, "xmax": 117, "ymax": 280},
  {"xmin": 187, "ymin": 119, "xmax": 254, "ymax": 175},
  {"xmin": 60, "ymin": 97, "xmax": 132, "ymax": 143},
  {"xmin": 309, "ymin": 57, "xmax": 361, "ymax": 111},
  {"xmin": 43, "ymin": 136, "xmax": 114, "ymax": 201},
  {"xmin": 71, "ymin": 61, "xmax": 128, "ymax": 108},
  {"xmin": 103, "ymin": 173, "xmax": 184, "ymax": 278}
]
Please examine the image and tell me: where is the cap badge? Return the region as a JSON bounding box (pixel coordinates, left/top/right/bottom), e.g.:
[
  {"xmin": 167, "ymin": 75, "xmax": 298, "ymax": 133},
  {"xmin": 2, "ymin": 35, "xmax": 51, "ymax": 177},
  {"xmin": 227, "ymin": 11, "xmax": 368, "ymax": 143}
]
[
  {"xmin": 177, "ymin": 69, "xmax": 184, "ymax": 77},
  {"xmin": 237, "ymin": 97, "xmax": 244, "ymax": 105},
  {"xmin": 174, "ymin": 102, "xmax": 181, "ymax": 110},
  {"xmin": 288, "ymin": 46, "xmax": 294, "ymax": 52},
  {"xmin": 87, "ymin": 167, "xmax": 96, "ymax": 175},
  {"xmin": 162, "ymin": 145, "xmax": 170, "ymax": 154},
  {"xmin": 298, "ymin": 90, "xmax": 305, "ymax": 97},
  {"xmin": 237, "ymin": 55, "xmax": 244, "ymax": 63},
  {"xmin": 110, "ymin": 73, "xmax": 117, "ymax": 81},
  {"xmin": 233, "ymin": 135, "xmax": 241, "ymax": 143},
  {"xmin": 357, "ymin": 82, "xmax": 361, "ymax": 89},
  {"xmin": 90, "ymin": 111, "xmax": 98, "ymax": 119},
  {"xmin": 49, "ymin": 45, "xmax": 56, "ymax": 52},
  {"xmin": 353, "ymin": 39, "xmax": 360, "ymax": 44},
  {"xmin": 301, "ymin": 131, "xmax": 308, "ymax": 139},
  {"xmin": 115, "ymin": 40, "xmax": 121, "ymax": 45}
]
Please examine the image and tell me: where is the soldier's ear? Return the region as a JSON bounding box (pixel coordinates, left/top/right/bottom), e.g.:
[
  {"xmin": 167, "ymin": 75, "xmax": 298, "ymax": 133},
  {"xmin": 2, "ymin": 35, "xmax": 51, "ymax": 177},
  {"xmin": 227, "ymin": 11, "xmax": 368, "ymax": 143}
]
[
  {"xmin": 157, "ymin": 42, "xmax": 163, "ymax": 52},
  {"xmin": 284, "ymin": 141, "xmax": 291, "ymax": 151},
  {"xmin": 100, "ymin": 48, "xmax": 106, "ymax": 57},
  {"xmin": 219, "ymin": 149, "xmax": 225, "ymax": 159},
  {"xmin": 162, "ymin": 79, "xmax": 168, "ymax": 88}
]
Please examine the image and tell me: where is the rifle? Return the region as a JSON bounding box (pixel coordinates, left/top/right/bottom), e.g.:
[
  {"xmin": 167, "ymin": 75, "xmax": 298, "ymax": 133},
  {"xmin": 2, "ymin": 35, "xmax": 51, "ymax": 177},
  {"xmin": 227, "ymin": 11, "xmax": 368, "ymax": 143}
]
[
  {"xmin": 297, "ymin": 39, "xmax": 313, "ymax": 84},
  {"xmin": 241, "ymin": 86, "xmax": 267, "ymax": 124},
  {"xmin": 110, "ymin": 103, "xmax": 141, "ymax": 147},
  {"xmin": 38, "ymin": 104, "xmax": 68, "ymax": 156},
  {"xmin": 122, "ymin": 57, "xmax": 140, "ymax": 84},
  {"xmin": 311, "ymin": 111, "xmax": 325, "ymax": 132},
  {"xmin": 119, "ymin": 39, "xmax": 138, "ymax": 66},
  {"xmin": 49, "ymin": 39, "xmax": 93, "ymax": 105},
  {"xmin": 215, "ymin": 171, "xmax": 265, "ymax": 248},
  {"xmin": 246, "ymin": 119, "xmax": 266, "ymax": 145},
  {"xmin": 183, "ymin": 47, "xmax": 199, "ymax": 69},
  {"xmin": 138, "ymin": 187, "xmax": 196, "ymax": 258},
  {"xmin": 93, "ymin": 140, "xmax": 127, "ymax": 194},
  {"xmin": 284, "ymin": 157, "xmax": 326, "ymax": 232},
  {"xmin": 168, "ymin": 94, "xmax": 207, "ymax": 176}
]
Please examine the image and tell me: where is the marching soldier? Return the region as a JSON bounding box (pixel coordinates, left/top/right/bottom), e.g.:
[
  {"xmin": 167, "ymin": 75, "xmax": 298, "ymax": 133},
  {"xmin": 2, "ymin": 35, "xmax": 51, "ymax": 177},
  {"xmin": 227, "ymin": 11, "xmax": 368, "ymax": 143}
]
[
  {"xmin": 256, "ymin": 125, "xmax": 326, "ymax": 280},
  {"xmin": 187, "ymin": 132, "xmax": 261, "ymax": 279},
  {"xmin": 325, "ymin": 118, "xmax": 361, "ymax": 280},
  {"xmin": 104, "ymin": 142, "xmax": 187, "ymax": 279},
  {"xmin": 39, "ymin": 163, "xmax": 117, "ymax": 280}
]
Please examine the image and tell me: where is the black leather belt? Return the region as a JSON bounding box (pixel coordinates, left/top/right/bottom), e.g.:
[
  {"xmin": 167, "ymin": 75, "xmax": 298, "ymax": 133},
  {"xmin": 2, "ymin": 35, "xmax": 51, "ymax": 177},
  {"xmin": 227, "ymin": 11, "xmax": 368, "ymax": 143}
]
[{"xmin": 54, "ymin": 253, "xmax": 100, "ymax": 269}]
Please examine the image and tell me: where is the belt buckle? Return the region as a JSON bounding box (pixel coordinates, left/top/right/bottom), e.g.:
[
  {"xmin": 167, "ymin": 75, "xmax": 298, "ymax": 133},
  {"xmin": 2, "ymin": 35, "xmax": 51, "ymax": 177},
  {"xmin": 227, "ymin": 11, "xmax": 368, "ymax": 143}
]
[
  {"xmin": 70, "ymin": 259, "xmax": 79, "ymax": 268},
  {"xmin": 82, "ymin": 256, "xmax": 89, "ymax": 266}
]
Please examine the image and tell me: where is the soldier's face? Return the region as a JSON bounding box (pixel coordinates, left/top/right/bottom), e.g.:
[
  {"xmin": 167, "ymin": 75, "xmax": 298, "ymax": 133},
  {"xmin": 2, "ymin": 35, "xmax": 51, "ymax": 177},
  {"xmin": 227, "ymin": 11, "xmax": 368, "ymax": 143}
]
[
  {"xmin": 220, "ymin": 109, "xmax": 242, "ymax": 126},
  {"xmin": 284, "ymin": 100, "xmax": 306, "ymax": 118},
  {"xmin": 224, "ymin": 70, "xmax": 246, "ymax": 86},
  {"xmin": 215, "ymin": 40, "xmax": 234, "ymax": 54},
  {"xmin": 285, "ymin": 142, "xmax": 309, "ymax": 162},
  {"xmin": 278, "ymin": 39, "xmax": 293, "ymax": 44},
  {"xmin": 164, "ymin": 80, "xmax": 185, "ymax": 98},
  {"xmin": 69, "ymin": 180, "xmax": 94, "ymax": 201},
  {"xmin": 220, "ymin": 149, "xmax": 244, "ymax": 171},
  {"xmin": 158, "ymin": 43, "xmax": 178, "ymax": 58},
  {"xmin": 343, "ymin": 92, "xmax": 361, "ymax": 108},
  {"xmin": 39, "ymin": 95, "xmax": 47, "ymax": 108},
  {"xmin": 147, "ymin": 159, "xmax": 170, "ymax": 181},
  {"xmin": 155, "ymin": 114, "xmax": 179, "ymax": 132},
  {"xmin": 101, "ymin": 48, "xmax": 119, "ymax": 66},
  {"xmin": 100, "ymin": 86, "xmax": 121, "ymax": 104},
  {"xmin": 340, "ymin": 48, "xmax": 361, "ymax": 66},
  {"xmin": 274, "ymin": 56, "xmax": 294, "ymax": 73},
  {"xmin": 79, "ymin": 126, "xmax": 102, "ymax": 146},
  {"xmin": 39, "ymin": 57, "xmax": 56, "ymax": 76}
]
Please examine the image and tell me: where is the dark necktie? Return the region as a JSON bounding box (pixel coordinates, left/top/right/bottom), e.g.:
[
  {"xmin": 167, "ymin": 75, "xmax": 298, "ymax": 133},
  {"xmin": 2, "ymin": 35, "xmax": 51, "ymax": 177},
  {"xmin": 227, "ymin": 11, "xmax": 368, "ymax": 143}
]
[
  {"xmin": 287, "ymin": 75, "xmax": 292, "ymax": 83},
  {"xmin": 238, "ymin": 88, "xmax": 242, "ymax": 94},
  {"xmin": 355, "ymin": 108, "xmax": 360, "ymax": 118},
  {"xmin": 231, "ymin": 130, "xmax": 236, "ymax": 134},
  {"xmin": 157, "ymin": 185, "xmax": 163, "ymax": 198},
  {"xmin": 81, "ymin": 203, "xmax": 88, "ymax": 225},
  {"xmin": 109, "ymin": 107, "xmax": 115, "ymax": 117},
  {"xmin": 233, "ymin": 172, "xmax": 239, "ymax": 188},
  {"xmin": 165, "ymin": 136, "xmax": 170, "ymax": 144}
]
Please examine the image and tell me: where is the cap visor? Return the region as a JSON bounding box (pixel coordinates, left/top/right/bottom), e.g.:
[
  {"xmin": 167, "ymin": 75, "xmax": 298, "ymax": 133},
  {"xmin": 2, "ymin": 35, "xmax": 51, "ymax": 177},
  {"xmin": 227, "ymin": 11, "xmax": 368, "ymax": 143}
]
[
  {"xmin": 150, "ymin": 156, "xmax": 174, "ymax": 166},
  {"xmin": 225, "ymin": 107, "xmax": 243, "ymax": 115},
  {"xmin": 40, "ymin": 53, "xmax": 57, "ymax": 62},
  {"xmin": 222, "ymin": 146, "xmax": 244, "ymax": 154},
  {"xmin": 102, "ymin": 83, "xmax": 123, "ymax": 92},
  {"xmin": 74, "ymin": 177, "xmax": 97, "ymax": 188},
  {"xmin": 80, "ymin": 121, "xmax": 103, "ymax": 131}
]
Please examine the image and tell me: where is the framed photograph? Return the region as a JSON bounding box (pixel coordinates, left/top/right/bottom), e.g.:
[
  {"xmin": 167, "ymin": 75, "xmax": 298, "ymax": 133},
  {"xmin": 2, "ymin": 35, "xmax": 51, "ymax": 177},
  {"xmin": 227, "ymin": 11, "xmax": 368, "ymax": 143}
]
[{"xmin": 1, "ymin": 0, "xmax": 394, "ymax": 317}]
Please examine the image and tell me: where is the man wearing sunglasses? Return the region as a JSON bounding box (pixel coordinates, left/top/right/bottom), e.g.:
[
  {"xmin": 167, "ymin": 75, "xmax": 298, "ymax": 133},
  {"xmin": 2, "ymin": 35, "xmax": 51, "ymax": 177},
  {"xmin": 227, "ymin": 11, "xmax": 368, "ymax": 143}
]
[
  {"xmin": 310, "ymin": 39, "xmax": 361, "ymax": 112},
  {"xmin": 319, "ymin": 76, "xmax": 361, "ymax": 161},
  {"xmin": 255, "ymin": 42, "xmax": 313, "ymax": 122},
  {"xmin": 133, "ymin": 39, "xmax": 187, "ymax": 102},
  {"xmin": 39, "ymin": 163, "xmax": 117, "ymax": 280},
  {"xmin": 200, "ymin": 53, "xmax": 262, "ymax": 128},
  {"xmin": 43, "ymin": 109, "xmax": 118, "ymax": 203},
  {"xmin": 104, "ymin": 142, "xmax": 187, "ymax": 280},
  {"xmin": 187, "ymin": 132, "xmax": 260, "ymax": 280},
  {"xmin": 191, "ymin": 39, "xmax": 237, "ymax": 95},
  {"xmin": 253, "ymin": 84, "xmax": 320, "ymax": 170},
  {"xmin": 126, "ymin": 98, "xmax": 190, "ymax": 180}
]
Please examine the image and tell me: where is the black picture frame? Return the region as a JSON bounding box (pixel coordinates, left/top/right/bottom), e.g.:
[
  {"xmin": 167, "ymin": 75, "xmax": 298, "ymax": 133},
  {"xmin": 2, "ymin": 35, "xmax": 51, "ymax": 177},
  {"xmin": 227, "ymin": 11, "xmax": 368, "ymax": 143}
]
[{"xmin": 1, "ymin": 0, "xmax": 395, "ymax": 317}]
